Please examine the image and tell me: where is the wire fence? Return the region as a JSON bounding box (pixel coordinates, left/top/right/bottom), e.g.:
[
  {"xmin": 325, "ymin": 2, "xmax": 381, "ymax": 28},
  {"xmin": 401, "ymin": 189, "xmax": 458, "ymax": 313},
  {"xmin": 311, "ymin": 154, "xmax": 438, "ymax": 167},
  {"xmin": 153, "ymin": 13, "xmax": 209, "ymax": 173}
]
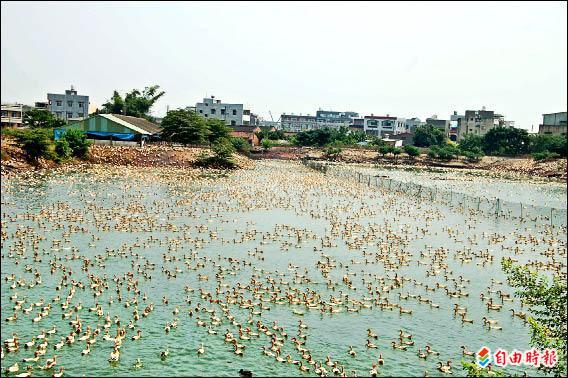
[{"xmin": 302, "ymin": 159, "xmax": 568, "ymax": 226}]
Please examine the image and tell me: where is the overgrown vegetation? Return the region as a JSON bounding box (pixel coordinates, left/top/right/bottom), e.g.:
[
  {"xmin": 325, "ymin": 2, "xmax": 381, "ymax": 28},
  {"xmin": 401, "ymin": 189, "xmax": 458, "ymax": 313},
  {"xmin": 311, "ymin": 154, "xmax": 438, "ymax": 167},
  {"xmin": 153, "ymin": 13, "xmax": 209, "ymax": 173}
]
[
  {"xmin": 322, "ymin": 141, "xmax": 343, "ymax": 160},
  {"xmin": 501, "ymin": 258, "xmax": 567, "ymax": 377},
  {"xmin": 413, "ymin": 124, "xmax": 447, "ymax": 147},
  {"xmin": 230, "ymin": 137, "xmax": 250, "ymax": 153},
  {"xmin": 23, "ymin": 108, "xmax": 66, "ymax": 128},
  {"xmin": 13, "ymin": 128, "xmax": 54, "ymax": 162},
  {"xmin": 403, "ymin": 145, "xmax": 420, "ymax": 158},
  {"xmin": 293, "ymin": 127, "xmax": 365, "ymax": 147},
  {"xmin": 60, "ymin": 128, "xmax": 91, "ymax": 158},
  {"xmin": 196, "ymin": 138, "xmax": 236, "ymax": 168}
]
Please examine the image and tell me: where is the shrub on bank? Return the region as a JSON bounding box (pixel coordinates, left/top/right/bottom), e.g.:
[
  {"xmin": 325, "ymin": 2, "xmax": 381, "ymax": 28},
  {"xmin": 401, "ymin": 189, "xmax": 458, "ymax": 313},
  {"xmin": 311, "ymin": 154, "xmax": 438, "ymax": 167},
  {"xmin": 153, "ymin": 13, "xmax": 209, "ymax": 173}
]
[
  {"xmin": 59, "ymin": 128, "xmax": 91, "ymax": 158},
  {"xmin": 196, "ymin": 138, "xmax": 236, "ymax": 168},
  {"xmin": 532, "ymin": 151, "xmax": 560, "ymax": 161},
  {"xmin": 54, "ymin": 139, "xmax": 72, "ymax": 160},
  {"xmin": 230, "ymin": 137, "xmax": 250, "ymax": 153},
  {"xmin": 403, "ymin": 145, "xmax": 420, "ymax": 158},
  {"xmin": 13, "ymin": 128, "xmax": 55, "ymax": 162}
]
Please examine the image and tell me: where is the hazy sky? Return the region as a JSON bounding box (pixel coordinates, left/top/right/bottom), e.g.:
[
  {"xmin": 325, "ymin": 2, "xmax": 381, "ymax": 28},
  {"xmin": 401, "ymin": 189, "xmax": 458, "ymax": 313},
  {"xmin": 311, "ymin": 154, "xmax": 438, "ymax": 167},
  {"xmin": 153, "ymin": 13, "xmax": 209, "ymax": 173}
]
[{"xmin": 1, "ymin": 1, "xmax": 566, "ymax": 130}]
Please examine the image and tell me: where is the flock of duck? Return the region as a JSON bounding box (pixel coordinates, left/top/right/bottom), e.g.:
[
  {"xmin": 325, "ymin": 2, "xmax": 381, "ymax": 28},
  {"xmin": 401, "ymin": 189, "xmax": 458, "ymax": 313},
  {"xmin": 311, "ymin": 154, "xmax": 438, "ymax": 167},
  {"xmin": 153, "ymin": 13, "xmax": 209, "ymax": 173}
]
[{"xmin": 1, "ymin": 161, "xmax": 566, "ymax": 377}]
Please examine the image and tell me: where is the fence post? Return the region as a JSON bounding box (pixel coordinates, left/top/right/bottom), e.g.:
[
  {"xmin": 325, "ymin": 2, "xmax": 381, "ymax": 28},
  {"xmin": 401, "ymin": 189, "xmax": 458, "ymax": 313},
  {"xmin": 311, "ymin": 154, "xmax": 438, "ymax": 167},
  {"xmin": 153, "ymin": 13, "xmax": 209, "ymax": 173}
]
[{"xmin": 496, "ymin": 198, "xmax": 500, "ymax": 216}]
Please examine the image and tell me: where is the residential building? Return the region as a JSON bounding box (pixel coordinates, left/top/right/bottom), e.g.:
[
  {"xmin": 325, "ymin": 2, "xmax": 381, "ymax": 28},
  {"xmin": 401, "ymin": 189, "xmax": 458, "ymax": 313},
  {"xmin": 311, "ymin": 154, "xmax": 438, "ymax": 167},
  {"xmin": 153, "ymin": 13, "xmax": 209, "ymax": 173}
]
[
  {"xmin": 1, "ymin": 103, "xmax": 30, "ymax": 127},
  {"xmin": 363, "ymin": 115, "xmax": 406, "ymax": 137},
  {"xmin": 349, "ymin": 117, "xmax": 365, "ymax": 132},
  {"xmin": 449, "ymin": 111, "xmax": 464, "ymax": 141},
  {"xmin": 315, "ymin": 110, "xmax": 359, "ymax": 129},
  {"xmin": 280, "ymin": 114, "xmax": 317, "ymax": 132},
  {"xmin": 538, "ymin": 112, "xmax": 567, "ymax": 136},
  {"xmin": 457, "ymin": 107, "xmax": 508, "ymax": 140},
  {"xmin": 243, "ymin": 109, "xmax": 259, "ymax": 126},
  {"xmin": 34, "ymin": 101, "xmax": 48, "ymax": 110},
  {"xmin": 47, "ymin": 86, "xmax": 89, "ymax": 122},
  {"xmin": 425, "ymin": 115, "xmax": 450, "ymax": 135},
  {"xmin": 405, "ymin": 117, "xmax": 424, "ymax": 133},
  {"xmin": 195, "ymin": 95, "xmax": 243, "ymax": 126}
]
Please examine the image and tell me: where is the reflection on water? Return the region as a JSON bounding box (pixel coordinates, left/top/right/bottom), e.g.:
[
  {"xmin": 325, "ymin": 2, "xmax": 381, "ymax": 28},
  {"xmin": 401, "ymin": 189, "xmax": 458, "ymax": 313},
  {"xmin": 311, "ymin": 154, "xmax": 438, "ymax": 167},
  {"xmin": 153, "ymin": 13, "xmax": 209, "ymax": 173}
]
[{"xmin": 1, "ymin": 161, "xmax": 563, "ymax": 377}]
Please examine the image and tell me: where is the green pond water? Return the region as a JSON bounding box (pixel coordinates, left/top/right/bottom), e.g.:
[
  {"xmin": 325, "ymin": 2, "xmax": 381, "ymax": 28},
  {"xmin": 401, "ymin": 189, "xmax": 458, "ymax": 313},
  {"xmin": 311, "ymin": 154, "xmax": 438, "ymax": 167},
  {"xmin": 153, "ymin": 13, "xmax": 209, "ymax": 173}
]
[{"xmin": 1, "ymin": 160, "xmax": 565, "ymax": 377}]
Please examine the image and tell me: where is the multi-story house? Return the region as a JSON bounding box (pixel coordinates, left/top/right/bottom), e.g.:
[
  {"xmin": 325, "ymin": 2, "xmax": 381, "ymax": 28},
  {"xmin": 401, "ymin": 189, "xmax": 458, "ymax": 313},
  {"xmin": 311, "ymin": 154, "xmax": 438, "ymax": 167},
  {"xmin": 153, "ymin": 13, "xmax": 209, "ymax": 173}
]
[
  {"xmin": 405, "ymin": 117, "xmax": 424, "ymax": 133},
  {"xmin": 363, "ymin": 115, "xmax": 406, "ymax": 137},
  {"xmin": 47, "ymin": 86, "xmax": 89, "ymax": 122},
  {"xmin": 538, "ymin": 112, "xmax": 567, "ymax": 136},
  {"xmin": 315, "ymin": 110, "xmax": 359, "ymax": 129},
  {"xmin": 457, "ymin": 107, "xmax": 509, "ymax": 140},
  {"xmin": 280, "ymin": 114, "xmax": 317, "ymax": 132},
  {"xmin": 425, "ymin": 115, "xmax": 450, "ymax": 136},
  {"xmin": 1, "ymin": 104, "xmax": 28, "ymax": 127},
  {"xmin": 195, "ymin": 96, "xmax": 244, "ymax": 126}
]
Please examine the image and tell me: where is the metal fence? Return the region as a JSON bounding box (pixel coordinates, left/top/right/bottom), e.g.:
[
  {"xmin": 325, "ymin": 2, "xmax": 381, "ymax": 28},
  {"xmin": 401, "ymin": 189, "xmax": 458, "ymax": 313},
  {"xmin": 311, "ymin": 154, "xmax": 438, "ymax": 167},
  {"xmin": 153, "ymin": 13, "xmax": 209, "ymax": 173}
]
[{"xmin": 302, "ymin": 160, "xmax": 567, "ymax": 226}]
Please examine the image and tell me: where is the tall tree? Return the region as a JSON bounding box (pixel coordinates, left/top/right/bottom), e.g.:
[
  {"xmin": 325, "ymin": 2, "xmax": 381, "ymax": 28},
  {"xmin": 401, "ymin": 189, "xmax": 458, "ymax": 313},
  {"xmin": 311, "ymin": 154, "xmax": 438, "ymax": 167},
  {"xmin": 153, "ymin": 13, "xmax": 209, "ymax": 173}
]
[
  {"xmin": 482, "ymin": 127, "xmax": 530, "ymax": 156},
  {"xmin": 413, "ymin": 124, "xmax": 446, "ymax": 147},
  {"xmin": 101, "ymin": 90, "xmax": 124, "ymax": 115},
  {"xmin": 101, "ymin": 85, "xmax": 165, "ymax": 120},
  {"xmin": 161, "ymin": 109, "xmax": 209, "ymax": 145}
]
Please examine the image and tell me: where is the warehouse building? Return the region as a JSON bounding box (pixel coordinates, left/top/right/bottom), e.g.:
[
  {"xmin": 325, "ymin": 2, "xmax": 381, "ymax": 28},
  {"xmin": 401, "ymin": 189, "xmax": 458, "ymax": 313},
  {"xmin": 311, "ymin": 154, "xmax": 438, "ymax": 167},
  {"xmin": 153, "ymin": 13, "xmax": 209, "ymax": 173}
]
[{"xmin": 54, "ymin": 114, "xmax": 162, "ymax": 145}]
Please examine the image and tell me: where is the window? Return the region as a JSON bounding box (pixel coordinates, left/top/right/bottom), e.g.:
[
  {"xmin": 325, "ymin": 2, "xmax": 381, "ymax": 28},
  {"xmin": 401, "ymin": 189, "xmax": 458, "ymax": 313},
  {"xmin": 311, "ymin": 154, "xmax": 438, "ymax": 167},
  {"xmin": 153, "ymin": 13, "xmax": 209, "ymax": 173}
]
[
  {"xmin": 211, "ymin": 109, "xmax": 216, "ymax": 114},
  {"xmin": 221, "ymin": 109, "xmax": 226, "ymax": 115},
  {"xmin": 78, "ymin": 102, "xmax": 83, "ymax": 108},
  {"xmin": 231, "ymin": 120, "xmax": 236, "ymax": 126},
  {"xmin": 48, "ymin": 100, "xmax": 52, "ymax": 105},
  {"xmin": 232, "ymin": 109, "xmax": 237, "ymax": 115},
  {"xmin": 56, "ymin": 100, "xmax": 62, "ymax": 106},
  {"xmin": 199, "ymin": 109, "xmax": 203, "ymax": 113},
  {"xmin": 1, "ymin": 111, "xmax": 7, "ymax": 117},
  {"xmin": 204, "ymin": 114, "xmax": 208, "ymax": 117},
  {"xmin": 56, "ymin": 111, "xmax": 62, "ymax": 117},
  {"xmin": 67, "ymin": 112, "xmax": 73, "ymax": 118},
  {"xmin": 67, "ymin": 101, "xmax": 73, "ymax": 107}
]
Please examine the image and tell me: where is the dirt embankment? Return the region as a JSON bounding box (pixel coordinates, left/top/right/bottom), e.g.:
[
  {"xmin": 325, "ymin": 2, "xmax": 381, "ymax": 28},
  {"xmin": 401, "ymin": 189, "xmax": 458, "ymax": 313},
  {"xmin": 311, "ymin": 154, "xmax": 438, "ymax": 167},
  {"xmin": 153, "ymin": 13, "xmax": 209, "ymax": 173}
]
[
  {"xmin": 87, "ymin": 145, "xmax": 254, "ymax": 169},
  {"xmin": 1, "ymin": 138, "xmax": 254, "ymax": 176},
  {"xmin": 258, "ymin": 146, "xmax": 567, "ymax": 180}
]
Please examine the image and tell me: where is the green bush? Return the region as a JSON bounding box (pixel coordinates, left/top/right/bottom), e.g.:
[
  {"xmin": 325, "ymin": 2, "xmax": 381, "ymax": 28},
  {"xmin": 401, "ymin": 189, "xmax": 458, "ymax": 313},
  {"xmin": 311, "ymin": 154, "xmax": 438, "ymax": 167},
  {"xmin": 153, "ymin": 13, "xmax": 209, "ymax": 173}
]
[
  {"xmin": 196, "ymin": 138, "xmax": 236, "ymax": 168},
  {"xmin": 378, "ymin": 145, "xmax": 393, "ymax": 157},
  {"xmin": 60, "ymin": 128, "xmax": 91, "ymax": 158},
  {"xmin": 462, "ymin": 150, "xmax": 484, "ymax": 163},
  {"xmin": 403, "ymin": 145, "xmax": 420, "ymax": 158},
  {"xmin": 391, "ymin": 147, "xmax": 402, "ymax": 159},
  {"xmin": 428, "ymin": 144, "xmax": 459, "ymax": 161},
  {"xmin": 427, "ymin": 148, "xmax": 437, "ymax": 159},
  {"xmin": 323, "ymin": 141, "xmax": 343, "ymax": 160},
  {"xmin": 529, "ymin": 134, "xmax": 567, "ymax": 157},
  {"xmin": 230, "ymin": 137, "xmax": 250, "ymax": 153},
  {"xmin": 458, "ymin": 134, "xmax": 483, "ymax": 153},
  {"xmin": 14, "ymin": 129, "xmax": 54, "ymax": 162},
  {"xmin": 261, "ymin": 139, "xmax": 272, "ymax": 151},
  {"xmin": 55, "ymin": 139, "xmax": 72, "ymax": 159},
  {"xmin": 532, "ymin": 151, "xmax": 560, "ymax": 161}
]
